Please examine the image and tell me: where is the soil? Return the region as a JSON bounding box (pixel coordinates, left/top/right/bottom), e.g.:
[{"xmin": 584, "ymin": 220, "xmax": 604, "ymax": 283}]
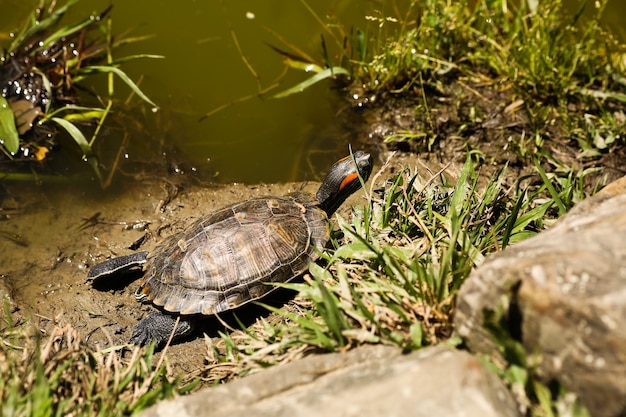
[
  {"xmin": 0, "ymin": 176, "xmax": 309, "ymax": 373},
  {"xmin": 344, "ymin": 78, "xmax": 626, "ymax": 189},
  {"xmin": 0, "ymin": 151, "xmax": 446, "ymax": 379}
]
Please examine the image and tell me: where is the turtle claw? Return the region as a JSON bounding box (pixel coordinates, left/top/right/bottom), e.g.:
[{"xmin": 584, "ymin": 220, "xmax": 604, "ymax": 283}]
[{"xmin": 131, "ymin": 312, "xmax": 193, "ymax": 347}]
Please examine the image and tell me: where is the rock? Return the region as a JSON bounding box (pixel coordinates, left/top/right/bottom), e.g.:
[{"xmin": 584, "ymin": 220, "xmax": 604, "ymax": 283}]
[
  {"xmin": 455, "ymin": 176, "xmax": 626, "ymax": 417},
  {"xmin": 139, "ymin": 345, "xmax": 519, "ymax": 417}
]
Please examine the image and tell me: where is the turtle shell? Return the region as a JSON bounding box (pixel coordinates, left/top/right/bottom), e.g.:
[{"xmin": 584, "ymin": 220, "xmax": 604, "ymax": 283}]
[{"xmin": 136, "ymin": 191, "xmax": 329, "ymax": 315}]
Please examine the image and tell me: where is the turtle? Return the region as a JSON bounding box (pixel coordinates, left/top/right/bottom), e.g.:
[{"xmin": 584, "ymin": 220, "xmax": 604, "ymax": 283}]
[{"xmin": 88, "ymin": 151, "xmax": 373, "ymax": 347}]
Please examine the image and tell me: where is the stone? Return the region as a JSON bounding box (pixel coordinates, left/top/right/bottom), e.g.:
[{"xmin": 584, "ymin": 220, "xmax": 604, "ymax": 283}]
[
  {"xmin": 455, "ymin": 176, "xmax": 626, "ymax": 417},
  {"xmin": 139, "ymin": 345, "xmax": 519, "ymax": 417}
]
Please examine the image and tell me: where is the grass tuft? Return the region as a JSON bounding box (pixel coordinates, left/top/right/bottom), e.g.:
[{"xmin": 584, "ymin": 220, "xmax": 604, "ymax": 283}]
[
  {"xmin": 0, "ymin": 313, "xmax": 195, "ymax": 416},
  {"xmin": 202, "ymin": 155, "xmax": 591, "ymax": 382},
  {"xmin": 0, "ymin": 1, "xmax": 160, "ymax": 184}
]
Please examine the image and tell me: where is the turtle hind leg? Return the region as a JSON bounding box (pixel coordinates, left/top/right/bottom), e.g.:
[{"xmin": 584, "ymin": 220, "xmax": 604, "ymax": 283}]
[
  {"xmin": 87, "ymin": 251, "xmax": 149, "ymax": 281},
  {"xmin": 131, "ymin": 312, "xmax": 193, "ymax": 347}
]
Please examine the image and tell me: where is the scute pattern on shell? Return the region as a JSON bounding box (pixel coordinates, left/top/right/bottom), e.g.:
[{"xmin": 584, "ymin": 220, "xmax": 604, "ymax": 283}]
[{"xmin": 138, "ymin": 192, "xmax": 329, "ymax": 315}]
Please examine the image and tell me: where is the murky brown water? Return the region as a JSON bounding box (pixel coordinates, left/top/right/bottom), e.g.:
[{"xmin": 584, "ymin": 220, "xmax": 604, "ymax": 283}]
[{"xmin": 1, "ymin": 0, "xmax": 388, "ymax": 184}]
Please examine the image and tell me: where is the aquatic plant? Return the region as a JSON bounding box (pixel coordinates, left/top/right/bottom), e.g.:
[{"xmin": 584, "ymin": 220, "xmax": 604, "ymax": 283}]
[{"xmin": 0, "ymin": 0, "xmax": 160, "ymax": 182}]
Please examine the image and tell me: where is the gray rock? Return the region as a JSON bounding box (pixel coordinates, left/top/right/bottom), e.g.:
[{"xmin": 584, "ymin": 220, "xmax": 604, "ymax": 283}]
[
  {"xmin": 139, "ymin": 345, "xmax": 519, "ymax": 417},
  {"xmin": 455, "ymin": 176, "xmax": 626, "ymax": 417}
]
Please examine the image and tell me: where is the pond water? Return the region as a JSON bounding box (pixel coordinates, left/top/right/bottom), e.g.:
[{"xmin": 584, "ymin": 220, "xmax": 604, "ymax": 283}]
[
  {"xmin": 2, "ymin": 0, "xmax": 390, "ymax": 185},
  {"xmin": 0, "ymin": 0, "xmax": 623, "ymax": 185}
]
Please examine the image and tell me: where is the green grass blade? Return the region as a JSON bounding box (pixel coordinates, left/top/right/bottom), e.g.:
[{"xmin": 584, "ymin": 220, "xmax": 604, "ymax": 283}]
[
  {"xmin": 450, "ymin": 157, "xmax": 472, "ymax": 214},
  {"xmin": 273, "ymin": 66, "xmax": 349, "ymax": 99},
  {"xmin": 266, "ymin": 43, "xmax": 324, "ymax": 72},
  {"xmin": 31, "ymin": 68, "xmax": 54, "ymax": 114},
  {"xmin": 533, "ymin": 159, "xmax": 567, "ymax": 216},
  {"xmin": 510, "ymin": 200, "xmax": 553, "ymax": 235},
  {"xmin": 578, "ymin": 88, "xmax": 626, "ymax": 103},
  {"xmin": 501, "ymin": 190, "xmax": 527, "ymax": 249},
  {"xmin": 50, "ymin": 117, "xmax": 102, "ymax": 181},
  {"xmin": 112, "ymin": 34, "xmax": 157, "ymax": 48},
  {"xmin": 32, "ymin": 362, "xmax": 53, "ymax": 417},
  {"xmin": 40, "ymin": 15, "xmax": 94, "ymax": 49},
  {"xmin": 74, "ymin": 66, "xmax": 159, "ymax": 108},
  {"xmin": 40, "ymin": 105, "xmax": 107, "ymax": 122},
  {"xmin": 0, "ymin": 96, "xmax": 20, "ymax": 154},
  {"xmin": 309, "ymin": 263, "xmax": 348, "ymax": 347},
  {"xmin": 533, "ymin": 380, "xmax": 556, "ymax": 417},
  {"xmin": 109, "ymin": 54, "xmax": 165, "ymax": 66},
  {"xmin": 50, "ymin": 117, "xmax": 92, "ymax": 157},
  {"xmin": 8, "ymin": 0, "xmax": 79, "ymax": 53}
]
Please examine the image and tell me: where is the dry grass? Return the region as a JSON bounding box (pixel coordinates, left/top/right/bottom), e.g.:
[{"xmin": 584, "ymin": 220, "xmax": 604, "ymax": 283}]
[{"xmin": 0, "ymin": 310, "xmax": 195, "ymax": 416}]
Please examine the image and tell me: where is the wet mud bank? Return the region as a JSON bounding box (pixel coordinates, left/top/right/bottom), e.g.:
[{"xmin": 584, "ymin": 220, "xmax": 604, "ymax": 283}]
[{"xmin": 1, "ymin": 178, "xmax": 313, "ymax": 367}]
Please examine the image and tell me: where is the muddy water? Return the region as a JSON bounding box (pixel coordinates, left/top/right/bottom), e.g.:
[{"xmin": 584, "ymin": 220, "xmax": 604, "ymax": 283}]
[{"xmin": 1, "ymin": 0, "xmax": 387, "ymax": 183}]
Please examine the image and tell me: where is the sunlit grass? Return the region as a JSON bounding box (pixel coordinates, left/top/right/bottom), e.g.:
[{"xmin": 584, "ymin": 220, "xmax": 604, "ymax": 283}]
[
  {"xmin": 360, "ymin": 0, "xmax": 625, "ymax": 158},
  {"xmin": 346, "ymin": 0, "xmax": 624, "ymax": 100},
  {"xmin": 197, "ymin": 155, "xmax": 593, "ymax": 415},
  {"xmin": 0, "ymin": 311, "xmax": 198, "ymax": 416},
  {"xmin": 269, "ymin": 0, "xmax": 625, "ymax": 172},
  {"xmin": 201, "ymin": 153, "xmax": 587, "ymax": 368}
]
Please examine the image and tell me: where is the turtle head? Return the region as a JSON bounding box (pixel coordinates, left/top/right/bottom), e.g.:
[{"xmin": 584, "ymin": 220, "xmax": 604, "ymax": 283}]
[{"xmin": 316, "ymin": 150, "xmax": 373, "ymax": 216}]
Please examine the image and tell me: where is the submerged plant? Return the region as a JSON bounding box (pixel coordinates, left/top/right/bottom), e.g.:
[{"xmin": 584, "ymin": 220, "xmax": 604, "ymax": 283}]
[{"xmin": 0, "ymin": 0, "xmax": 160, "ymax": 183}]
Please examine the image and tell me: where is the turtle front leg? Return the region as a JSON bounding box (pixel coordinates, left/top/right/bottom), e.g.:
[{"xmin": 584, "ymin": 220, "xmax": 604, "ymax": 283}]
[{"xmin": 131, "ymin": 312, "xmax": 193, "ymax": 347}]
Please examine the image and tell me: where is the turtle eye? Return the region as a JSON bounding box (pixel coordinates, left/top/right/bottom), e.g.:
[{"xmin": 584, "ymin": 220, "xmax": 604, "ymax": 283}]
[{"xmin": 339, "ymin": 172, "xmax": 358, "ymax": 191}]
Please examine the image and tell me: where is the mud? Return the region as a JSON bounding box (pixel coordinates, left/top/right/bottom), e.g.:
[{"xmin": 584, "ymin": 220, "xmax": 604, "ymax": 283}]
[
  {"xmin": 0, "ymin": 178, "xmax": 297, "ymax": 369},
  {"xmin": 0, "ymin": 152, "xmax": 443, "ymax": 375},
  {"xmin": 346, "ymin": 78, "xmax": 626, "ymax": 189}
]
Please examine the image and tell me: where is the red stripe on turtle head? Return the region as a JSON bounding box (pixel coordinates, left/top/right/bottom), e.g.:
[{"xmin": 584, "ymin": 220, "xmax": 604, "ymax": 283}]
[{"xmin": 339, "ymin": 172, "xmax": 359, "ymax": 191}]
